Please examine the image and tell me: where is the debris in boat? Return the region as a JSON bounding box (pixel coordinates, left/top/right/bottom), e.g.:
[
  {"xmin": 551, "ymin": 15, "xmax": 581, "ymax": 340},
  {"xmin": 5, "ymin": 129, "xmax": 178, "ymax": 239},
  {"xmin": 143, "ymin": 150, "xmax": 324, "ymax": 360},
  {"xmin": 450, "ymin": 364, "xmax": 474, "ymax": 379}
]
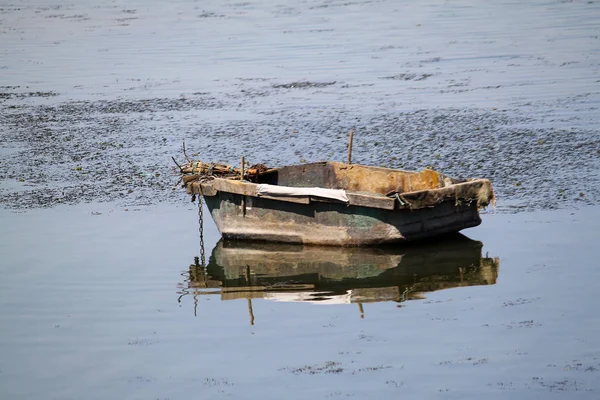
[{"xmin": 175, "ymin": 159, "xmax": 275, "ymax": 183}]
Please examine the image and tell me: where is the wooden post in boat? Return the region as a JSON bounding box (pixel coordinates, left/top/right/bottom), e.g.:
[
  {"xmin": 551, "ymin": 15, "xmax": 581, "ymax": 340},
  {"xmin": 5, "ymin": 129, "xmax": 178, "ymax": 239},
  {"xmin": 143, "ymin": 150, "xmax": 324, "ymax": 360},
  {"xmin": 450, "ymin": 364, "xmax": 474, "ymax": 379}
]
[
  {"xmin": 347, "ymin": 130, "xmax": 354, "ymax": 165},
  {"xmin": 241, "ymin": 156, "xmax": 246, "ymax": 215},
  {"xmin": 240, "ymin": 156, "xmax": 245, "ymax": 180}
]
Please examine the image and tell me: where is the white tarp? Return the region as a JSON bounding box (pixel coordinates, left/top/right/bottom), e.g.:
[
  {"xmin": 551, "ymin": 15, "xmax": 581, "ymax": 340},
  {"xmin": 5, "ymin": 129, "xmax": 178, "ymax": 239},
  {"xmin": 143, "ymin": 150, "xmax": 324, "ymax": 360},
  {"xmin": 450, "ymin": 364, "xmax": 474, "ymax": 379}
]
[{"xmin": 256, "ymin": 184, "xmax": 349, "ymax": 203}]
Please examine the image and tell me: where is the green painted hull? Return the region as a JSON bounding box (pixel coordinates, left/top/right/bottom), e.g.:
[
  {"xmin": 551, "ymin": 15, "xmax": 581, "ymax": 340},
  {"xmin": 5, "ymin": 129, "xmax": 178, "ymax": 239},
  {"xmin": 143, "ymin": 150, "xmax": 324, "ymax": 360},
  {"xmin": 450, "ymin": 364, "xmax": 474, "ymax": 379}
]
[{"xmin": 204, "ymin": 191, "xmax": 482, "ymax": 246}]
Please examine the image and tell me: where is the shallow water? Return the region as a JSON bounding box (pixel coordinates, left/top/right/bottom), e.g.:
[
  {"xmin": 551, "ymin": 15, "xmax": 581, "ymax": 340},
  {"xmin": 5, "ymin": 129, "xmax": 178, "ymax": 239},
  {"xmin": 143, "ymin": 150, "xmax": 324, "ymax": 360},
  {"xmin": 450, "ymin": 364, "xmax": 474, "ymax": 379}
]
[
  {"xmin": 1, "ymin": 0, "xmax": 600, "ymax": 398},
  {"xmin": 1, "ymin": 205, "xmax": 600, "ymax": 399}
]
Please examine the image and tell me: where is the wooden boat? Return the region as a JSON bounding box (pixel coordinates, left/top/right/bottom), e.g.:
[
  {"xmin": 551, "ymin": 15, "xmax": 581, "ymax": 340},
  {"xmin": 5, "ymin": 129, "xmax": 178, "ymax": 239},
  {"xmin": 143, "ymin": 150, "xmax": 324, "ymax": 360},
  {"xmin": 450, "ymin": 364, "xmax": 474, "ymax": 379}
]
[
  {"xmin": 182, "ymin": 161, "xmax": 494, "ymax": 246},
  {"xmin": 179, "ymin": 236, "xmax": 499, "ymax": 321}
]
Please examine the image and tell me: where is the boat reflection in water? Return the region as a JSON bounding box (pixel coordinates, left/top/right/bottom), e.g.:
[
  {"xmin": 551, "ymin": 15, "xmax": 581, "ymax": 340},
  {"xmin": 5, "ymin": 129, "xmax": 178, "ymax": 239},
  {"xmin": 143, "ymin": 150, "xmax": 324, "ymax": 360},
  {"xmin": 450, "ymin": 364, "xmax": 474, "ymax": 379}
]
[{"xmin": 178, "ymin": 235, "xmax": 499, "ymax": 324}]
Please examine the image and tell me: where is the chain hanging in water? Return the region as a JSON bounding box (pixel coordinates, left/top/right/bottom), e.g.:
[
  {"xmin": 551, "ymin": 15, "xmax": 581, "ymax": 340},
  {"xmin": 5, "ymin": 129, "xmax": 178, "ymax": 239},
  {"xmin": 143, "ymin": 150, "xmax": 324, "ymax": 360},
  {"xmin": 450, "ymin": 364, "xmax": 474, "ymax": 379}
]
[{"xmin": 197, "ymin": 194, "xmax": 206, "ymax": 267}]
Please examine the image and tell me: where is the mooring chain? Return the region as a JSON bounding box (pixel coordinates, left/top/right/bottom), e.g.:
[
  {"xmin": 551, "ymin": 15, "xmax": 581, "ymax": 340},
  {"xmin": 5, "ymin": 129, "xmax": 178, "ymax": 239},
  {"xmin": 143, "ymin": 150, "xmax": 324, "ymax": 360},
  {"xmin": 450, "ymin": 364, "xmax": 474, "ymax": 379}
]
[{"xmin": 197, "ymin": 194, "xmax": 206, "ymax": 267}]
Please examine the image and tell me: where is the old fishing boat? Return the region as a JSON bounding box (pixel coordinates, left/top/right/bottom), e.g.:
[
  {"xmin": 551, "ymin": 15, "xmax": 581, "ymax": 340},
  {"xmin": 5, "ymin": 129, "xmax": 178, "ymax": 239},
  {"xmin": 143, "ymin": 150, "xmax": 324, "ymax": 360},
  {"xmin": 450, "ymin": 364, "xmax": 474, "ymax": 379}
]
[{"xmin": 179, "ymin": 160, "xmax": 494, "ymax": 246}]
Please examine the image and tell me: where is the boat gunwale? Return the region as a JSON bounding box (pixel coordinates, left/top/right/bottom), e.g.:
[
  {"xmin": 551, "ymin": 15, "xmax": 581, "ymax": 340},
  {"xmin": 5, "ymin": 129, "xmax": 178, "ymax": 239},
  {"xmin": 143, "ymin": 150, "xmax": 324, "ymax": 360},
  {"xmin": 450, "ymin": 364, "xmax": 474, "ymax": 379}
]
[{"xmin": 185, "ymin": 169, "xmax": 494, "ymax": 211}]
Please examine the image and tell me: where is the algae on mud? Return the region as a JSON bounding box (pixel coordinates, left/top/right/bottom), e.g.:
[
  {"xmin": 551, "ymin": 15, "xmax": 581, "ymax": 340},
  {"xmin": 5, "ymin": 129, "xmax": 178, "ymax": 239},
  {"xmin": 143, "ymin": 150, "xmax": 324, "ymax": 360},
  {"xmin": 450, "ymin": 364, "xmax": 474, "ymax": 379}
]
[{"xmin": 1, "ymin": 95, "xmax": 598, "ymax": 212}]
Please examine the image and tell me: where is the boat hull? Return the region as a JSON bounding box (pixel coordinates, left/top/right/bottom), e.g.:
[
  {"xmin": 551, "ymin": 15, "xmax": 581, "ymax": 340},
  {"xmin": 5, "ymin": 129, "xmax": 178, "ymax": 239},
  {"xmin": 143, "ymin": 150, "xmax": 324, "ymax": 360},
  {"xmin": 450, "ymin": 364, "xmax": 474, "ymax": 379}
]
[{"xmin": 204, "ymin": 191, "xmax": 482, "ymax": 246}]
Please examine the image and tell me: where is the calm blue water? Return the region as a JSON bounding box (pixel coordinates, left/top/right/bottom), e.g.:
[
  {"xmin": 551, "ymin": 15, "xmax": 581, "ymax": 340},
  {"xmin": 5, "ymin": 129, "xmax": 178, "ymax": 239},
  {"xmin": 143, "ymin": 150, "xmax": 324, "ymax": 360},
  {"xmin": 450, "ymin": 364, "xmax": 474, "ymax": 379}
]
[{"xmin": 1, "ymin": 204, "xmax": 599, "ymax": 399}]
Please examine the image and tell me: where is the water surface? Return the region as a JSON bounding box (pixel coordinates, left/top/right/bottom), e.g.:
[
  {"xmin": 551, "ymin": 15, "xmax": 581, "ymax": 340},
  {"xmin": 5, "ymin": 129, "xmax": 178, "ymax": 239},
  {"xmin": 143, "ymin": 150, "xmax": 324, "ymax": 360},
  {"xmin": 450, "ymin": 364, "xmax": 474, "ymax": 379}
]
[
  {"xmin": 1, "ymin": 204, "xmax": 599, "ymax": 399},
  {"xmin": 1, "ymin": 0, "xmax": 600, "ymax": 398}
]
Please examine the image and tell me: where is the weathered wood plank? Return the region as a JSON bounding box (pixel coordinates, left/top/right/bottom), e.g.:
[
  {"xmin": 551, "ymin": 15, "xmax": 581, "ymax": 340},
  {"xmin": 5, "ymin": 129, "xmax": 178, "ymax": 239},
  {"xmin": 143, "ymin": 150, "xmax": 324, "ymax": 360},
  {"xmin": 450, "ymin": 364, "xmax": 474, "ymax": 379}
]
[
  {"xmin": 198, "ymin": 182, "xmax": 217, "ymax": 196},
  {"xmin": 211, "ymin": 179, "xmax": 258, "ymax": 196},
  {"xmin": 189, "ymin": 175, "xmax": 491, "ymax": 211},
  {"xmin": 347, "ymin": 192, "xmax": 396, "ymax": 210},
  {"xmin": 191, "ymin": 177, "xmax": 397, "ymax": 209},
  {"xmin": 187, "ymin": 182, "xmax": 218, "ymax": 196}
]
